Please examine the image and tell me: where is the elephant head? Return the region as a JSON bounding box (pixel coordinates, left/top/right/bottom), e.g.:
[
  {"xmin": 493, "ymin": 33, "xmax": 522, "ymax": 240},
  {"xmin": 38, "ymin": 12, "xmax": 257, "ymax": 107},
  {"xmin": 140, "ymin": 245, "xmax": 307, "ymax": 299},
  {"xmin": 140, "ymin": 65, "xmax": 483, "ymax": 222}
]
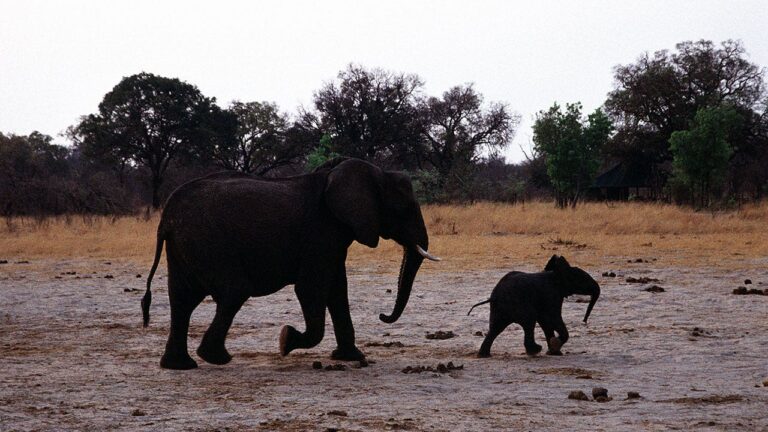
[
  {"xmin": 321, "ymin": 158, "xmax": 439, "ymax": 323},
  {"xmin": 545, "ymin": 255, "xmax": 600, "ymax": 323}
]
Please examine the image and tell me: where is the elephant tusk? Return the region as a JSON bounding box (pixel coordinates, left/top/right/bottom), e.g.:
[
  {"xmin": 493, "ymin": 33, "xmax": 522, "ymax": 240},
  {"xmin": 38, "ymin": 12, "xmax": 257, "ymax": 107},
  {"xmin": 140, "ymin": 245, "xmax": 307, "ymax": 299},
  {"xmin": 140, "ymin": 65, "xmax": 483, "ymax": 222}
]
[{"xmin": 416, "ymin": 245, "xmax": 441, "ymax": 262}]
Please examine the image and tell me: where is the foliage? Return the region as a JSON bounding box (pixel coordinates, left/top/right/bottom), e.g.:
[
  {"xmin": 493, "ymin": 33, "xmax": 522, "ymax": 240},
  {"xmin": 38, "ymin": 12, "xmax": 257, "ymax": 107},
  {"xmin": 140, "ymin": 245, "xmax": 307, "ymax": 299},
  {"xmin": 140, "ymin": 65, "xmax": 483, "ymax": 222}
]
[
  {"xmin": 0, "ymin": 132, "xmax": 134, "ymax": 215},
  {"xmin": 533, "ymin": 103, "xmax": 613, "ymax": 207},
  {"xmin": 311, "ymin": 64, "xmax": 424, "ymax": 168},
  {"xmin": 305, "ymin": 134, "xmax": 340, "ymax": 171},
  {"xmin": 71, "ymin": 72, "xmax": 235, "ymax": 208},
  {"xmin": 210, "ymin": 101, "xmax": 312, "ymax": 176},
  {"xmin": 605, "ymin": 40, "xmax": 765, "ymax": 165},
  {"xmin": 419, "ymin": 85, "xmax": 518, "ymax": 196},
  {"xmin": 669, "ymin": 105, "xmax": 742, "ymax": 207}
]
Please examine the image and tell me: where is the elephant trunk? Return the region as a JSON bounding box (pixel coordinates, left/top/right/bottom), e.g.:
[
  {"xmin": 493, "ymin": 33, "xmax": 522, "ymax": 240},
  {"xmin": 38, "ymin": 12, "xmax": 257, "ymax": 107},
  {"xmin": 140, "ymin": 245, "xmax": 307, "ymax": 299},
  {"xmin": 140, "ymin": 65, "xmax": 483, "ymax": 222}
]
[
  {"xmin": 379, "ymin": 247, "xmax": 424, "ymax": 323},
  {"xmin": 583, "ymin": 286, "xmax": 600, "ymax": 323}
]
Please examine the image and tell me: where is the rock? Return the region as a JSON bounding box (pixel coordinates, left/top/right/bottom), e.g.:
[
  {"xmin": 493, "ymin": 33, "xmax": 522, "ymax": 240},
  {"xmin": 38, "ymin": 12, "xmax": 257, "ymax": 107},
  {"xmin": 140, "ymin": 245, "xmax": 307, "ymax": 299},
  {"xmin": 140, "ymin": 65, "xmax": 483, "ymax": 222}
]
[
  {"xmin": 568, "ymin": 390, "xmax": 590, "ymax": 401},
  {"xmin": 436, "ymin": 363, "xmax": 448, "ymax": 373},
  {"xmin": 104, "ymin": 275, "xmax": 114, "ymax": 279},
  {"xmin": 627, "ymin": 276, "xmax": 660, "ymax": 284},
  {"xmin": 16, "ymin": 260, "xmax": 30, "ymax": 264},
  {"xmin": 136, "ymin": 274, "xmax": 142, "ymax": 278},
  {"xmin": 645, "ymin": 285, "xmax": 665, "ymax": 293},
  {"xmin": 474, "ymin": 331, "xmax": 483, "ymax": 337},
  {"xmin": 324, "ymin": 364, "xmax": 346, "ymax": 371},
  {"xmin": 312, "ymin": 361, "xmax": 323, "ymax": 370},
  {"xmin": 744, "ymin": 279, "xmax": 752, "ymax": 285},
  {"xmin": 131, "ymin": 409, "xmax": 146, "ymax": 416},
  {"xmin": 627, "ymin": 391, "xmax": 641, "ymax": 399},
  {"xmin": 364, "ymin": 341, "xmax": 404, "ymax": 348},
  {"xmin": 425, "ymin": 330, "xmax": 455, "ymax": 340},
  {"xmin": 592, "ymin": 387, "xmax": 608, "ymax": 399},
  {"xmin": 733, "ymin": 286, "xmax": 748, "ymax": 294},
  {"xmin": 385, "ymin": 289, "xmax": 392, "ymax": 293},
  {"xmin": 0, "ymin": 260, "xmax": 7, "ymax": 264},
  {"xmin": 327, "ymin": 410, "xmax": 347, "ymax": 417},
  {"xmin": 595, "ymin": 396, "xmax": 613, "ymax": 402}
]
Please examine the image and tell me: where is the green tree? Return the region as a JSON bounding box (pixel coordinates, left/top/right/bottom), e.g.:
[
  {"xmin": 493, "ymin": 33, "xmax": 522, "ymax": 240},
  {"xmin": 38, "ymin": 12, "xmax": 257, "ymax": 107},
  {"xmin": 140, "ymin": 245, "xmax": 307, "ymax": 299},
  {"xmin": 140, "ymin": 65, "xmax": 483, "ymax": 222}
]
[
  {"xmin": 669, "ymin": 105, "xmax": 742, "ymax": 207},
  {"xmin": 311, "ymin": 64, "xmax": 425, "ymax": 167},
  {"xmin": 305, "ymin": 134, "xmax": 339, "ymax": 171},
  {"xmin": 72, "ymin": 72, "xmax": 234, "ymax": 208},
  {"xmin": 419, "ymin": 84, "xmax": 518, "ymax": 197},
  {"xmin": 533, "ymin": 103, "xmax": 612, "ymax": 208},
  {"xmin": 212, "ymin": 101, "xmax": 310, "ymax": 175},
  {"xmin": 605, "ymin": 40, "xmax": 764, "ymax": 167}
]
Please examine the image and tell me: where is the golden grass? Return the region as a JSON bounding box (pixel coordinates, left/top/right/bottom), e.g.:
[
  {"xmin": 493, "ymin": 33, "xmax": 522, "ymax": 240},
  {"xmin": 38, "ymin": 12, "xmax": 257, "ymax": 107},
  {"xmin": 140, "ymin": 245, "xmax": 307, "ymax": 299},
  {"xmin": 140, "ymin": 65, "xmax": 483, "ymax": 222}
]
[{"xmin": 1, "ymin": 202, "xmax": 767, "ymax": 271}]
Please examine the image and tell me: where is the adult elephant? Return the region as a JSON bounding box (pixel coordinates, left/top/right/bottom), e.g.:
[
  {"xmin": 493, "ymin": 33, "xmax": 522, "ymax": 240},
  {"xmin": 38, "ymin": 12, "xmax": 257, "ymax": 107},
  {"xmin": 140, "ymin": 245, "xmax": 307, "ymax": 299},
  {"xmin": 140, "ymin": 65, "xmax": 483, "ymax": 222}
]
[{"xmin": 141, "ymin": 157, "xmax": 440, "ymax": 370}]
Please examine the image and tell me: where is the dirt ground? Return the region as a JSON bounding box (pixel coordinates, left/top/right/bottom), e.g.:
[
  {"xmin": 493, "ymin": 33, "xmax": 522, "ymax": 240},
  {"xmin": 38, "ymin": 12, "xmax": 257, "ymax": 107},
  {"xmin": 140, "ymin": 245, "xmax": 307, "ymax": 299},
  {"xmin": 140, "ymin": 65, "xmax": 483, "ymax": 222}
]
[{"xmin": 1, "ymin": 254, "xmax": 767, "ymax": 431}]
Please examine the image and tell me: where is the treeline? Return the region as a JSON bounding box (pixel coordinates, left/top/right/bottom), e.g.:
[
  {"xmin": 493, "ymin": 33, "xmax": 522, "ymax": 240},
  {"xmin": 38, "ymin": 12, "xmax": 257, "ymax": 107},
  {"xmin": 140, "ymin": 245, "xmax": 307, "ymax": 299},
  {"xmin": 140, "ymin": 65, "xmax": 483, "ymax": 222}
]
[{"xmin": 2, "ymin": 39, "xmax": 767, "ymax": 216}]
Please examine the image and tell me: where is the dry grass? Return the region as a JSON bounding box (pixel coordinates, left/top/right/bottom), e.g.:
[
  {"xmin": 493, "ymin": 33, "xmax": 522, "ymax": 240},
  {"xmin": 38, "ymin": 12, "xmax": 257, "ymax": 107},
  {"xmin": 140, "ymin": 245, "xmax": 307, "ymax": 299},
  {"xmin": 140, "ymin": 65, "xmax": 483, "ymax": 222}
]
[{"xmin": 1, "ymin": 202, "xmax": 767, "ymax": 271}]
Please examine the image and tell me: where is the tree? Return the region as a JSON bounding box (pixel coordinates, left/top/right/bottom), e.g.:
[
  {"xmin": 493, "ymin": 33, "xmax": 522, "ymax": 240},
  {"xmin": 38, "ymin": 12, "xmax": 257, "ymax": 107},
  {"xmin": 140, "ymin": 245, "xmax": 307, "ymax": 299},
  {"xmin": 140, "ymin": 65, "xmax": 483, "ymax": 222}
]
[
  {"xmin": 669, "ymin": 105, "xmax": 742, "ymax": 207},
  {"xmin": 312, "ymin": 64, "xmax": 425, "ymax": 167},
  {"xmin": 72, "ymin": 72, "xmax": 234, "ymax": 208},
  {"xmin": 419, "ymin": 85, "xmax": 518, "ymax": 196},
  {"xmin": 533, "ymin": 103, "xmax": 612, "ymax": 208},
  {"xmin": 211, "ymin": 101, "xmax": 309, "ymax": 176},
  {"xmin": 605, "ymin": 40, "xmax": 765, "ymax": 164}
]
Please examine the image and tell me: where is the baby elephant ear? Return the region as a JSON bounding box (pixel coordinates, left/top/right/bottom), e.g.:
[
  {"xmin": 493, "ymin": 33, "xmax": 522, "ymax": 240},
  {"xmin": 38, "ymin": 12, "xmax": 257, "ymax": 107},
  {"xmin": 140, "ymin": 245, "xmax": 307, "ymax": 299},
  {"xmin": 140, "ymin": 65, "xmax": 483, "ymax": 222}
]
[
  {"xmin": 545, "ymin": 255, "xmax": 570, "ymax": 272},
  {"xmin": 545, "ymin": 255, "xmax": 561, "ymax": 271}
]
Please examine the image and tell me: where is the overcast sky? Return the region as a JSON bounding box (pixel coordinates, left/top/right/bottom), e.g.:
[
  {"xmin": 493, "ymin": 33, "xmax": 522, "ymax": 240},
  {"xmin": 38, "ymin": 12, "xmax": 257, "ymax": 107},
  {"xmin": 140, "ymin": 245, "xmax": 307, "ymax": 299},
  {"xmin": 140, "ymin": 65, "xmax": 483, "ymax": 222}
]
[{"xmin": 1, "ymin": 0, "xmax": 767, "ymax": 162}]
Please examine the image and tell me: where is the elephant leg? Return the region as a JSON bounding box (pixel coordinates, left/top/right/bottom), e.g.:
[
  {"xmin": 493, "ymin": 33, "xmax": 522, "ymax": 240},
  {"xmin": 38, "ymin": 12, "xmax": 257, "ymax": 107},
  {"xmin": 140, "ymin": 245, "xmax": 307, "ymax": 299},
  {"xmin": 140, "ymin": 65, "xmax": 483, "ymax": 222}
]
[
  {"xmin": 555, "ymin": 319, "xmax": 569, "ymax": 346},
  {"xmin": 197, "ymin": 294, "xmax": 248, "ymax": 365},
  {"xmin": 280, "ymin": 281, "xmax": 327, "ymax": 356},
  {"xmin": 328, "ymin": 269, "xmax": 365, "ymax": 361},
  {"xmin": 539, "ymin": 320, "xmax": 562, "ymax": 355},
  {"xmin": 522, "ymin": 320, "xmax": 542, "ymax": 356},
  {"xmin": 160, "ymin": 274, "xmax": 205, "ymax": 370},
  {"xmin": 478, "ymin": 313, "xmax": 509, "ymax": 358}
]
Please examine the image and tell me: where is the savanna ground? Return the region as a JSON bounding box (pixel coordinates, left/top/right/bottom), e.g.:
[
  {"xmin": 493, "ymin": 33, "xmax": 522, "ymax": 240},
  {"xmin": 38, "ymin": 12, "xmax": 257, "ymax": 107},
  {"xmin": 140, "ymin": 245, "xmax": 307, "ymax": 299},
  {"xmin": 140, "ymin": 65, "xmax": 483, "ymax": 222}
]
[{"xmin": 1, "ymin": 202, "xmax": 767, "ymax": 431}]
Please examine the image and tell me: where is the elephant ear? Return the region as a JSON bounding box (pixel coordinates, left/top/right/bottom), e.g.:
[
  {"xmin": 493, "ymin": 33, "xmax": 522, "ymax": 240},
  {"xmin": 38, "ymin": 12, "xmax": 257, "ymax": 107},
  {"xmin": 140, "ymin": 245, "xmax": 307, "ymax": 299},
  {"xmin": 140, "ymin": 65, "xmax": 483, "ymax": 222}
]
[
  {"xmin": 545, "ymin": 255, "xmax": 570, "ymax": 273},
  {"xmin": 324, "ymin": 159, "xmax": 382, "ymax": 248}
]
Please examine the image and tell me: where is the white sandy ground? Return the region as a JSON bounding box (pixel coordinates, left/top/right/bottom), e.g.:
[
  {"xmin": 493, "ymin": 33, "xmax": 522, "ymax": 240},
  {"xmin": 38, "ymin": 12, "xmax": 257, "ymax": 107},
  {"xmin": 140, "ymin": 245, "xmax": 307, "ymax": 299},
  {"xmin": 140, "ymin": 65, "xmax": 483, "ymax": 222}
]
[{"xmin": 1, "ymin": 257, "xmax": 767, "ymax": 431}]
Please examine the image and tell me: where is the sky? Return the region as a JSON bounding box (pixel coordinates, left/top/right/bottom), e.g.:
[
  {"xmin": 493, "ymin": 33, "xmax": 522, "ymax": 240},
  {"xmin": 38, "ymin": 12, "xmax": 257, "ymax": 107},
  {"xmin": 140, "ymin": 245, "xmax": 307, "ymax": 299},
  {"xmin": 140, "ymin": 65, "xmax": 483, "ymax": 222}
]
[{"xmin": 1, "ymin": 0, "xmax": 767, "ymax": 162}]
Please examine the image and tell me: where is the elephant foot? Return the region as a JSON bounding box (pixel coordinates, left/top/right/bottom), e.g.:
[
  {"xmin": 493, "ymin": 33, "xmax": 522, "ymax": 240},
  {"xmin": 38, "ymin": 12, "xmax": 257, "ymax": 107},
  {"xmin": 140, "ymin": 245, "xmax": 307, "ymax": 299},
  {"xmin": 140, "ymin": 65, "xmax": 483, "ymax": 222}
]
[
  {"xmin": 546, "ymin": 349, "xmax": 563, "ymax": 356},
  {"xmin": 547, "ymin": 336, "xmax": 563, "ymax": 352},
  {"xmin": 197, "ymin": 344, "xmax": 233, "ymax": 365},
  {"xmin": 331, "ymin": 346, "xmax": 366, "ymax": 361},
  {"xmin": 525, "ymin": 343, "xmax": 543, "ymax": 356},
  {"xmin": 477, "ymin": 351, "xmax": 491, "ymax": 358},
  {"xmin": 279, "ymin": 325, "xmax": 300, "ymax": 356},
  {"xmin": 160, "ymin": 351, "xmax": 198, "ymax": 370}
]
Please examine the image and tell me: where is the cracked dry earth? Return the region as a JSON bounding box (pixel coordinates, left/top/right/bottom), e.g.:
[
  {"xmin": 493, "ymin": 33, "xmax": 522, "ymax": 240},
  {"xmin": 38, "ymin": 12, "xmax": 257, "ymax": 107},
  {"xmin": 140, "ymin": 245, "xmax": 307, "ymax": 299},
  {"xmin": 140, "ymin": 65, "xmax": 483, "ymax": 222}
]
[{"xmin": 1, "ymin": 259, "xmax": 767, "ymax": 431}]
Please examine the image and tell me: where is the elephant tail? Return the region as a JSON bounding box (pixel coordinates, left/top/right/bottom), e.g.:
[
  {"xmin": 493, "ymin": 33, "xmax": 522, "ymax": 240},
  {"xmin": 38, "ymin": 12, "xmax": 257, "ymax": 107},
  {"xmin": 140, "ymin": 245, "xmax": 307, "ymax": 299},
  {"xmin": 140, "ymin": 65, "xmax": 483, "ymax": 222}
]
[
  {"xmin": 142, "ymin": 228, "xmax": 165, "ymax": 328},
  {"xmin": 467, "ymin": 299, "xmax": 491, "ymax": 316}
]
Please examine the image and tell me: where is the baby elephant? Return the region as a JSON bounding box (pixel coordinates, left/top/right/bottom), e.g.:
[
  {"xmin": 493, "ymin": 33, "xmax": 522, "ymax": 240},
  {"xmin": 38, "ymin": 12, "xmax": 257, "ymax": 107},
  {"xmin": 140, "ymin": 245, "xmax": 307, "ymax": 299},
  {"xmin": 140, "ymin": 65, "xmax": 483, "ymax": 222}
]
[{"xmin": 468, "ymin": 255, "xmax": 600, "ymax": 357}]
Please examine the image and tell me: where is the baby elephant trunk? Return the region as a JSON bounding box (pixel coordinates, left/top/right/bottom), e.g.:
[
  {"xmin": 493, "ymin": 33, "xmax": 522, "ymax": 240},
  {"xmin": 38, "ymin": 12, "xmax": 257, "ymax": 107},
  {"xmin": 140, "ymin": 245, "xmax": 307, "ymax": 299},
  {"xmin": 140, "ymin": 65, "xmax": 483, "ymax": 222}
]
[{"xmin": 583, "ymin": 286, "xmax": 600, "ymax": 323}]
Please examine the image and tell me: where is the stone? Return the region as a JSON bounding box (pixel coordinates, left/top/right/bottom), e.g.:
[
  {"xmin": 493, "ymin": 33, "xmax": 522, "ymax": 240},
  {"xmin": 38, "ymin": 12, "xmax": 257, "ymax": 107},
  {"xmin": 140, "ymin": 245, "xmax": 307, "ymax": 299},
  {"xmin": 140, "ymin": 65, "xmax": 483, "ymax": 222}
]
[
  {"xmin": 627, "ymin": 391, "xmax": 641, "ymax": 399},
  {"xmin": 744, "ymin": 279, "xmax": 752, "ymax": 285},
  {"xmin": 568, "ymin": 390, "xmax": 589, "ymax": 401},
  {"xmin": 131, "ymin": 409, "xmax": 146, "ymax": 416},
  {"xmin": 312, "ymin": 361, "xmax": 323, "ymax": 370},
  {"xmin": 592, "ymin": 387, "xmax": 608, "ymax": 398},
  {"xmin": 595, "ymin": 396, "xmax": 612, "ymax": 402}
]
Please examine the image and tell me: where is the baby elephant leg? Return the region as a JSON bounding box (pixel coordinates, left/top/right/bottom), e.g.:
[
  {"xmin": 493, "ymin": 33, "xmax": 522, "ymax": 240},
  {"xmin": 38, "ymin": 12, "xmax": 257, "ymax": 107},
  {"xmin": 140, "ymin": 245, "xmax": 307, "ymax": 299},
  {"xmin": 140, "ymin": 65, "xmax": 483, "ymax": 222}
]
[
  {"xmin": 522, "ymin": 320, "xmax": 542, "ymax": 355},
  {"xmin": 539, "ymin": 321, "xmax": 563, "ymax": 355},
  {"xmin": 478, "ymin": 315, "xmax": 508, "ymax": 358}
]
